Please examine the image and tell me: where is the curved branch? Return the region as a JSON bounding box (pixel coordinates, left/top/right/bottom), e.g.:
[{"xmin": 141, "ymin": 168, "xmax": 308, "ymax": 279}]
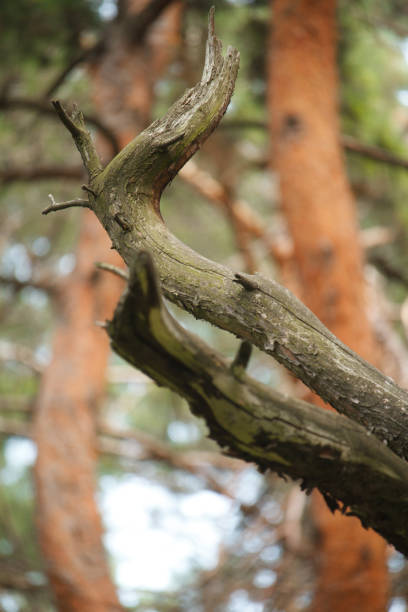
[
  {"xmin": 53, "ymin": 12, "xmax": 408, "ymax": 459},
  {"xmin": 42, "ymin": 194, "xmax": 90, "ymax": 215},
  {"xmin": 107, "ymin": 250, "xmax": 408, "ymax": 555}
]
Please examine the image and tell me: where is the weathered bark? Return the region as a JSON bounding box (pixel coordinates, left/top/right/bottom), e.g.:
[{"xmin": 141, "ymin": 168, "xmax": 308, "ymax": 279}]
[
  {"xmin": 50, "ymin": 10, "xmax": 408, "ymax": 555},
  {"xmin": 105, "ymin": 251, "xmax": 408, "ymax": 555},
  {"xmin": 268, "ymin": 0, "xmax": 387, "ymax": 609},
  {"xmin": 34, "ymin": 4, "xmax": 182, "ymax": 610}
]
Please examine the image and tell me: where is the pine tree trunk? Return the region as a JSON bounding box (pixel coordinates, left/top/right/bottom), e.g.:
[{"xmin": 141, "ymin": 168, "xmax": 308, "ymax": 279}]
[
  {"xmin": 34, "ymin": 212, "xmax": 124, "ymax": 612},
  {"xmin": 268, "ymin": 1, "xmax": 388, "ymax": 609},
  {"xmin": 34, "ymin": 3, "xmax": 181, "ymax": 609}
]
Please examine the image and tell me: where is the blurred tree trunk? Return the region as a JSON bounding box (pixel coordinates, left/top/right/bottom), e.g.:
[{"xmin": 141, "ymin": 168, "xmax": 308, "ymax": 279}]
[
  {"xmin": 268, "ymin": 1, "xmax": 388, "ymax": 610},
  {"xmin": 34, "ymin": 3, "xmax": 181, "ymax": 610},
  {"xmin": 89, "ymin": 0, "xmax": 182, "ymax": 149},
  {"xmin": 34, "ymin": 213, "xmax": 124, "ymax": 612}
]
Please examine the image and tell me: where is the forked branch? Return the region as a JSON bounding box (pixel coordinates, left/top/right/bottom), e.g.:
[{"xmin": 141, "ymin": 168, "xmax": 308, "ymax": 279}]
[{"xmin": 51, "ymin": 10, "xmax": 408, "ymax": 550}]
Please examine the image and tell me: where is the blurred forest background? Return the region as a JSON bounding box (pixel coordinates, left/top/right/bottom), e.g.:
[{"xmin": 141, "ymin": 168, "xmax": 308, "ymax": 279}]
[{"xmin": 2, "ymin": 0, "xmax": 408, "ymax": 610}]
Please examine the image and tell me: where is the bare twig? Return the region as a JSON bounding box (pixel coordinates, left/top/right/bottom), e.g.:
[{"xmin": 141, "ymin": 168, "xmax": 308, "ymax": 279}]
[
  {"xmin": 42, "ymin": 194, "xmax": 90, "ymax": 215},
  {"xmin": 95, "ymin": 262, "xmax": 129, "ymax": 280},
  {"xmin": 230, "ymin": 340, "xmax": 252, "ymax": 376}
]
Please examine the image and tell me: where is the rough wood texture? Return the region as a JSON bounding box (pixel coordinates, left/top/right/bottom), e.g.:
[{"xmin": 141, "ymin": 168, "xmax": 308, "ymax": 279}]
[
  {"xmin": 52, "ymin": 11, "xmax": 408, "ymax": 552},
  {"xmin": 106, "ymin": 251, "xmax": 408, "ymax": 555}
]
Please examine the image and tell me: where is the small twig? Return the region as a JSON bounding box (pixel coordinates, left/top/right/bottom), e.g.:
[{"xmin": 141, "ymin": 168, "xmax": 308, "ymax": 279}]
[
  {"xmin": 230, "ymin": 341, "xmax": 252, "ymax": 377},
  {"xmin": 95, "ymin": 262, "xmax": 129, "ymax": 280},
  {"xmin": 113, "ymin": 212, "xmax": 131, "ymax": 231},
  {"xmin": 81, "ymin": 184, "xmax": 98, "ymax": 197},
  {"xmin": 233, "ymin": 272, "xmax": 259, "ymax": 291},
  {"xmin": 42, "ymin": 194, "xmax": 91, "ymax": 215}
]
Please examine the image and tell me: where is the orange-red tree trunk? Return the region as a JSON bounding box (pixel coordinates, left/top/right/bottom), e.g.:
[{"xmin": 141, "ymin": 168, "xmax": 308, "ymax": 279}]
[
  {"xmin": 268, "ymin": 1, "xmax": 388, "ymax": 610},
  {"xmin": 34, "ymin": 3, "xmax": 181, "ymax": 610},
  {"xmin": 89, "ymin": 0, "xmax": 182, "ymax": 147},
  {"xmin": 34, "ymin": 212, "xmax": 124, "ymax": 612}
]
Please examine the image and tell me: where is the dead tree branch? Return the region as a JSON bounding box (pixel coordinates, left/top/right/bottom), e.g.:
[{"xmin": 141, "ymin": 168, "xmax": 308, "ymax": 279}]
[
  {"xmin": 106, "ymin": 249, "xmax": 408, "ymax": 554},
  {"xmin": 51, "ymin": 9, "xmax": 408, "ymax": 552}
]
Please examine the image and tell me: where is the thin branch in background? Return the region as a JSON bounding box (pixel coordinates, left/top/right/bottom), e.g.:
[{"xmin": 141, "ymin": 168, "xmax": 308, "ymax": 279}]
[
  {"xmin": 0, "ymin": 96, "xmax": 120, "ymax": 155},
  {"xmin": 0, "ymin": 165, "xmax": 83, "ymax": 183},
  {"xmin": 42, "ymin": 193, "xmax": 90, "ymax": 215},
  {"xmin": 222, "ymin": 119, "xmax": 408, "ymax": 171},
  {"xmin": 43, "ymin": 0, "xmax": 179, "ymax": 99},
  {"xmin": 0, "ymin": 397, "xmax": 32, "ymax": 413},
  {"xmin": 43, "ymin": 43, "xmax": 104, "ymax": 99},
  {"xmin": 342, "ymin": 134, "xmax": 408, "ymax": 170},
  {"xmin": 0, "ymin": 417, "xmax": 30, "ymax": 438},
  {"xmin": 98, "ymin": 421, "xmax": 246, "ymax": 497},
  {"xmin": 0, "ymin": 405, "xmax": 246, "ymax": 497},
  {"xmin": 180, "ymin": 160, "xmax": 266, "ymax": 253},
  {"xmin": 368, "ymin": 252, "xmax": 408, "ymax": 289}
]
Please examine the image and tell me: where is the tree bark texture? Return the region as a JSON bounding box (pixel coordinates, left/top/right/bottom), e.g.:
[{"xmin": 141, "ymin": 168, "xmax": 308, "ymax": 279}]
[
  {"xmin": 34, "ymin": 4, "xmax": 182, "ymax": 610},
  {"xmin": 51, "ymin": 9, "xmax": 408, "ymax": 558},
  {"xmin": 268, "ymin": 1, "xmax": 387, "ymax": 610}
]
